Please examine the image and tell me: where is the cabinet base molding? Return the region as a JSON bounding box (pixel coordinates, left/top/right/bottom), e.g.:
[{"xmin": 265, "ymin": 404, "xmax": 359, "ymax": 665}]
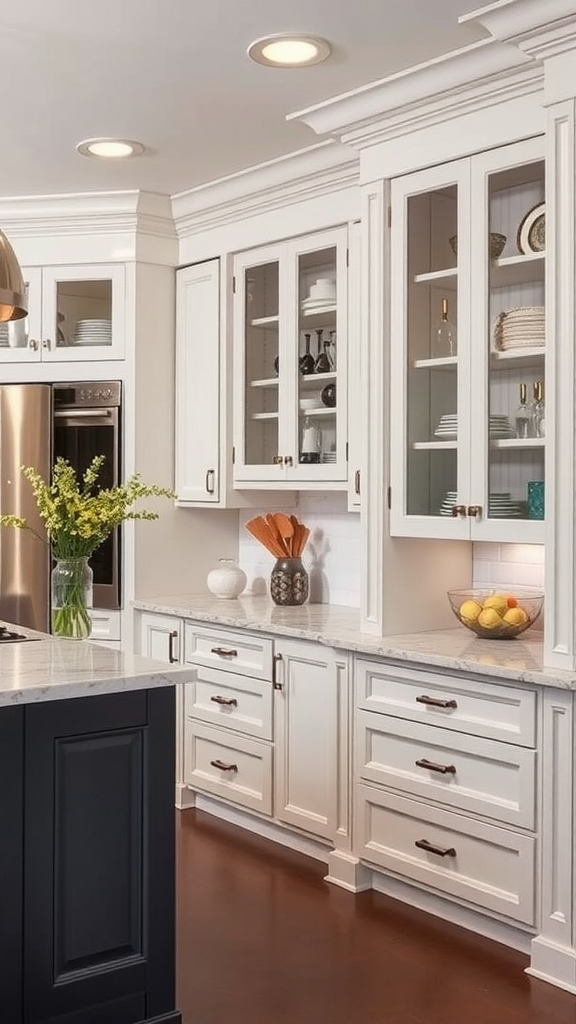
[
  {"xmin": 191, "ymin": 793, "xmax": 331, "ymax": 864},
  {"xmin": 325, "ymin": 850, "xmax": 372, "ymax": 893},
  {"xmin": 370, "ymin": 869, "xmax": 532, "ymax": 956},
  {"xmin": 527, "ymin": 937, "xmax": 576, "ymax": 994},
  {"xmin": 175, "ymin": 781, "xmax": 196, "ymax": 810}
]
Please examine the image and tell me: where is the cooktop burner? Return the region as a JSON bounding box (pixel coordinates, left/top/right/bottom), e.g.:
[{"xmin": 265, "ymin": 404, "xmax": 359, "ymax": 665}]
[{"xmin": 0, "ymin": 625, "xmax": 34, "ymax": 643}]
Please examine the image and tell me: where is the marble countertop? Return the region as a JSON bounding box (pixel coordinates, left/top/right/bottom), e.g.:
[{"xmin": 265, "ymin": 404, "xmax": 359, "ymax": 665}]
[
  {"xmin": 133, "ymin": 593, "xmax": 576, "ymax": 691},
  {"xmin": 0, "ymin": 623, "xmax": 193, "ymax": 707}
]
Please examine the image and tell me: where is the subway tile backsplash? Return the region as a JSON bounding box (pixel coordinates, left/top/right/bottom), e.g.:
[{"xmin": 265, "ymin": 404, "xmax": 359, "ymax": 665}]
[
  {"xmin": 239, "ymin": 499, "xmax": 544, "ymax": 610},
  {"xmin": 238, "ymin": 493, "xmax": 362, "ymax": 608}
]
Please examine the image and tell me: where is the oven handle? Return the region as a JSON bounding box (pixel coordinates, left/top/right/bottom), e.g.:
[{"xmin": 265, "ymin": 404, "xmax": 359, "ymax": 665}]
[{"xmin": 54, "ymin": 409, "xmax": 114, "ymax": 419}]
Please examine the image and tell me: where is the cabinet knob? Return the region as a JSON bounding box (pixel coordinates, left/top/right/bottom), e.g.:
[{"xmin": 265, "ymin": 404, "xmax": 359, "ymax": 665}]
[
  {"xmin": 272, "ymin": 455, "xmax": 284, "ymax": 465},
  {"xmin": 42, "ymin": 338, "xmax": 52, "ymax": 350},
  {"xmin": 451, "ymin": 504, "xmax": 467, "ymax": 517},
  {"xmin": 205, "ymin": 469, "xmax": 215, "ymax": 494},
  {"xmin": 29, "ymin": 339, "xmax": 38, "ymax": 351},
  {"xmin": 284, "ymin": 455, "xmax": 293, "ymax": 466},
  {"xmin": 354, "ymin": 470, "xmax": 361, "ymax": 495},
  {"xmin": 467, "ymin": 505, "xmax": 482, "ymax": 517}
]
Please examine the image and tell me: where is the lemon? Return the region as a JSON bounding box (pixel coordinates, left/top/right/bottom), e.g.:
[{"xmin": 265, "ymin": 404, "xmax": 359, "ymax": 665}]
[
  {"xmin": 503, "ymin": 606, "xmax": 528, "ymax": 625},
  {"xmin": 459, "ymin": 599, "xmax": 482, "ymax": 623},
  {"xmin": 483, "ymin": 593, "xmax": 509, "ymax": 616},
  {"xmin": 478, "ymin": 607, "xmax": 503, "ymax": 630}
]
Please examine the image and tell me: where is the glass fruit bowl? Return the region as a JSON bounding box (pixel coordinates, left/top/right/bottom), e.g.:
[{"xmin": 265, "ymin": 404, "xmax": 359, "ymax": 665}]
[{"xmin": 447, "ymin": 589, "xmax": 544, "ymax": 640}]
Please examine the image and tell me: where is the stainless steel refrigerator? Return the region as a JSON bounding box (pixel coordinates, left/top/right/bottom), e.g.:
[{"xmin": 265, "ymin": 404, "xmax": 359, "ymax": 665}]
[{"xmin": 0, "ymin": 384, "xmax": 52, "ymax": 631}]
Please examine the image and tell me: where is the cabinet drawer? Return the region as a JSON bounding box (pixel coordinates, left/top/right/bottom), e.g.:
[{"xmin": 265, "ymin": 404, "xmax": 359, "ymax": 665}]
[
  {"xmin": 357, "ymin": 784, "xmax": 535, "ymax": 925},
  {"xmin": 356, "ymin": 659, "xmax": 536, "ymax": 746},
  {"xmin": 184, "ymin": 722, "xmax": 272, "ymax": 815},
  {"xmin": 184, "ymin": 622, "xmax": 273, "ymax": 680},
  {"xmin": 184, "ymin": 667, "xmax": 273, "ymax": 740},
  {"xmin": 357, "ymin": 711, "xmax": 536, "ymax": 829}
]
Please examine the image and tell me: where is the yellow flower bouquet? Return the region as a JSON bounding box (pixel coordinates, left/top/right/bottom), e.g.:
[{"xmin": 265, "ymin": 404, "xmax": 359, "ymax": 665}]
[{"xmin": 0, "ymin": 455, "xmax": 174, "ymax": 638}]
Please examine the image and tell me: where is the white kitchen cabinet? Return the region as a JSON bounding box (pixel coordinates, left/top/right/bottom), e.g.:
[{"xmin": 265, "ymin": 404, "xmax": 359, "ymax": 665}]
[
  {"xmin": 389, "ymin": 135, "xmax": 545, "ymax": 542},
  {"xmin": 0, "ymin": 264, "xmax": 125, "ymax": 363},
  {"xmin": 347, "ymin": 220, "xmax": 362, "ymax": 510},
  {"xmin": 175, "ymin": 259, "xmax": 222, "ymax": 504},
  {"xmin": 354, "ymin": 657, "xmax": 538, "ymax": 925},
  {"xmin": 139, "ymin": 611, "xmax": 183, "ymax": 664},
  {"xmin": 273, "ymin": 637, "xmax": 344, "ymax": 841},
  {"xmin": 232, "ymin": 226, "xmax": 349, "ymax": 488}
]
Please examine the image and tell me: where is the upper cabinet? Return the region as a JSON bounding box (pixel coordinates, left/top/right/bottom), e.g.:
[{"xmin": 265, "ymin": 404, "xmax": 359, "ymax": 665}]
[
  {"xmin": 0, "ymin": 264, "xmax": 125, "ymax": 363},
  {"xmin": 232, "ymin": 227, "xmax": 349, "ymax": 488},
  {"xmin": 390, "ymin": 136, "xmax": 545, "ymax": 542},
  {"xmin": 175, "ymin": 259, "xmax": 222, "ymax": 504}
]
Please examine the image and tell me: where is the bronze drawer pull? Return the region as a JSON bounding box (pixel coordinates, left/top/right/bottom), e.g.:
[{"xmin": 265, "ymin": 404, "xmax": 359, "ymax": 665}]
[
  {"xmin": 210, "ymin": 759, "xmax": 238, "ymax": 772},
  {"xmin": 415, "ymin": 757, "xmax": 456, "ymax": 775},
  {"xmin": 210, "ymin": 647, "xmax": 238, "ymax": 657},
  {"xmin": 416, "ymin": 694, "xmax": 457, "ymax": 709},
  {"xmin": 168, "ymin": 630, "xmax": 179, "ymax": 664},
  {"xmin": 210, "ymin": 695, "xmax": 238, "ymax": 707},
  {"xmin": 451, "ymin": 504, "xmax": 467, "ymax": 517},
  {"xmin": 205, "ymin": 468, "xmax": 215, "ymax": 494},
  {"xmin": 415, "ymin": 838, "xmax": 456, "ymax": 858}
]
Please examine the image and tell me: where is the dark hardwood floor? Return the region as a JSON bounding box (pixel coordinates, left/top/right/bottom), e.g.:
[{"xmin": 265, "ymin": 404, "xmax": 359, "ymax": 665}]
[{"xmin": 176, "ymin": 809, "xmax": 576, "ymax": 1024}]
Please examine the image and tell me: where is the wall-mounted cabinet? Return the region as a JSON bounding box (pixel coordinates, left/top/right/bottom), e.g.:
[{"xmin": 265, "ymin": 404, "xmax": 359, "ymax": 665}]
[
  {"xmin": 390, "ymin": 136, "xmax": 545, "ymax": 543},
  {"xmin": 0, "ymin": 264, "xmax": 125, "ymax": 363},
  {"xmin": 232, "ymin": 227, "xmax": 349, "ymax": 489}
]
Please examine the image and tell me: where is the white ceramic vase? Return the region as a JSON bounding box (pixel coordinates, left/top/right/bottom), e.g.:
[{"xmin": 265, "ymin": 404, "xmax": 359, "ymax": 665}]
[{"xmin": 206, "ymin": 558, "xmax": 247, "ymax": 599}]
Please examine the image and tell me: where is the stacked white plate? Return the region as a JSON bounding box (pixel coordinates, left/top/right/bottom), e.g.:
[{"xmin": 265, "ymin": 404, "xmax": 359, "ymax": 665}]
[
  {"xmin": 433, "ymin": 414, "xmax": 515, "ymax": 439},
  {"xmin": 320, "ymin": 451, "xmax": 337, "ymax": 463},
  {"xmin": 301, "ymin": 297, "xmax": 336, "ymax": 315},
  {"xmin": 493, "ymin": 306, "xmax": 545, "ymax": 351},
  {"xmin": 439, "ymin": 491, "xmax": 524, "ymax": 517},
  {"xmin": 434, "ymin": 414, "xmax": 458, "ymax": 439},
  {"xmin": 73, "ymin": 319, "xmax": 112, "ymax": 346}
]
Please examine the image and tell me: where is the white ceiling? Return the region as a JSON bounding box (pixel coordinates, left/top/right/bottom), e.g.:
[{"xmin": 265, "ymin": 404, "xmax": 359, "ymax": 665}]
[{"xmin": 1, "ymin": 0, "xmax": 488, "ymax": 200}]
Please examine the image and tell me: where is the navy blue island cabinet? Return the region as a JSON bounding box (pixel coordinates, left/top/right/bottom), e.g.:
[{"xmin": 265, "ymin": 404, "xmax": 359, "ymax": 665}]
[{"xmin": 0, "ymin": 686, "xmax": 181, "ymax": 1024}]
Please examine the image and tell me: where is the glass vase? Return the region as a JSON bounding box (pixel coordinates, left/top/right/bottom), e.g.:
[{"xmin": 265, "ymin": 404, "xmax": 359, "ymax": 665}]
[
  {"xmin": 51, "ymin": 556, "xmax": 93, "ymax": 639},
  {"xmin": 270, "ymin": 557, "xmax": 309, "ymax": 607}
]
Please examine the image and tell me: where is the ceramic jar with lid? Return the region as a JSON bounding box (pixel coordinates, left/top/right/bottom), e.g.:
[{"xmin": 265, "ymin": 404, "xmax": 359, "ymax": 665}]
[{"xmin": 206, "ymin": 558, "xmax": 247, "ymax": 599}]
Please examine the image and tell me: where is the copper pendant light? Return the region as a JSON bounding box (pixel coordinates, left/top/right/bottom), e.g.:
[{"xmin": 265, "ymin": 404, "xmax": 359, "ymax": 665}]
[{"xmin": 0, "ymin": 230, "xmax": 27, "ymax": 321}]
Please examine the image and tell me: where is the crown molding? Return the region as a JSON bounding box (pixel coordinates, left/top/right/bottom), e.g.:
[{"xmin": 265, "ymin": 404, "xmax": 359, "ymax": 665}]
[
  {"xmin": 462, "ymin": 1, "xmax": 576, "ymax": 61},
  {"xmin": 288, "ymin": 38, "xmax": 532, "ymax": 147},
  {"xmin": 171, "ymin": 141, "xmax": 359, "ymax": 239},
  {"xmin": 0, "ymin": 189, "xmax": 176, "ymax": 242}
]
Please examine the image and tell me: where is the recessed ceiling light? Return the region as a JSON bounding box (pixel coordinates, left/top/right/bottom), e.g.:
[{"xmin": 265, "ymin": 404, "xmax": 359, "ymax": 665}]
[
  {"xmin": 247, "ymin": 34, "xmax": 331, "ymax": 68},
  {"xmin": 76, "ymin": 138, "xmax": 145, "ymax": 159}
]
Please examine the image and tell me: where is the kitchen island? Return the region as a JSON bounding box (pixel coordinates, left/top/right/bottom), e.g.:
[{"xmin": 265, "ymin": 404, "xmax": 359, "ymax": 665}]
[{"xmin": 0, "ymin": 628, "xmax": 191, "ymax": 1024}]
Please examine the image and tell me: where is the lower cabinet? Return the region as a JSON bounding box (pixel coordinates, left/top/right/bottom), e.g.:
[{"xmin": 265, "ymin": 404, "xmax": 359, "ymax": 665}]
[
  {"xmin": 0, "ymin": 688, "xmax": 179, "ymax": 1024},
  {"xmin": 139, "ymin": 611, "xmax": 183, "ymax": 664},
  {"xmin": 138, "ymin": 614, "xmax": 347, "ymax": 844},
  {"xmin": 354, "ymin": 658, "xmax": 538, "ymax": 926}
]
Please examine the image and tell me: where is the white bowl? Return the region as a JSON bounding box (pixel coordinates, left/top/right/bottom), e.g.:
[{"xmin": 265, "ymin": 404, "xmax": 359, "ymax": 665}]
[{"xmin": 299, "ymin": 397, "xmax": 321, "ymax": 411}]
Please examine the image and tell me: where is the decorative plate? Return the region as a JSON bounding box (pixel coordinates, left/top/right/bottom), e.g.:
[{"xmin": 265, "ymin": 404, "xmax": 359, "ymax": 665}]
[{"xmin": 517, "ymin": 201, "xmax": 545, "ymax": 254}]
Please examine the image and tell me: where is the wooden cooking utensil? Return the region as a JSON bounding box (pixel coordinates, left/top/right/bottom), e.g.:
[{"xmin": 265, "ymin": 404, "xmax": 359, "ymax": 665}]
[
  {"xmin": 245, "ymin": 517, "xmax": 286, "ymax": 558},
  {"xmin": 273, "ymin": 512, "xmax": 294, "ymax": 556},
  {"xmin": 266, "ymin": 513, "xmax": 287, "ymax": 555}
]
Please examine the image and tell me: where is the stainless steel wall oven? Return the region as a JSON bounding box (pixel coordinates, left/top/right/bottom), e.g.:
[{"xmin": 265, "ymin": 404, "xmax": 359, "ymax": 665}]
[{"xmin": 52, "ymin": 381, "xmax": 122, "ymax": 611}]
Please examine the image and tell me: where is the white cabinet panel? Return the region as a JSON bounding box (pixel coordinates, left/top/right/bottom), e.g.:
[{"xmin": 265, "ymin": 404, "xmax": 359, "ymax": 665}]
[
  {"xmin": 184, "ymin": 621, "xmax": 273, "ymax": 679},
  {"xmin": 184, "ymin": 665, "xmax": 273, "ymax": 740},
  {"xmin": 184, "ymin": 721, "xmax": 273, "ymax": 815},
  {"xmin": 139, "ymin": 611, "xmax": 182, "ymax": 664},
  {"xmin": 357, "ymin": 784, "xmax": 535, "ymax": 925},
  {"xmin": 175, "ymin": 260, "xmax": 221, "ymax": 504}
]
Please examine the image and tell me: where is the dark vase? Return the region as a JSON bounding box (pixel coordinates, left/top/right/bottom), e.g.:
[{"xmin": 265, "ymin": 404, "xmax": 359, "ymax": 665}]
[
  {"xmin": 321, "ymin": 383, "xmax": 336, "ymax": 407},
  {"xmin": 270, "ymin": 557, "xmax": 309, "ymax": 606}
]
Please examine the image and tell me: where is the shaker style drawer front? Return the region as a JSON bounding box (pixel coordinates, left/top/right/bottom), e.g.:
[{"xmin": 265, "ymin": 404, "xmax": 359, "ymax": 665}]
[
  {"xmin": 356, "ymin": 659, "xmax": 536, "ymax": 746},
  {"xmin": 185, "ymin": 666, "xmax": 273, "ymax": 740},
  {"xmin": 184, "ymin": 623, "xmax": 273, "ymax": 680},
  {"xmin": 357, "ymin": 711, "xmax": 536, "ymax": 829},
  {"xmin": 357, "ymin": 785, "xmax": 535, "ymax": 925},
  {"xmin": 184, "ymin": 722, "xmax": 273, "ymax": 815}
]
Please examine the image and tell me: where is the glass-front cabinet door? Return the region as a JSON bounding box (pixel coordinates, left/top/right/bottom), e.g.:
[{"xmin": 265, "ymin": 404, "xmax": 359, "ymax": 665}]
[
  {"xmin": 0, "ymin": 264, "xmax": 125, "ymax": 363},
  {"xmin": 390, "ymin": 136, "xmax": 545, "ymax": 542},
  {"xmin": 233, "ymin": 227, "xmax": 348, "ymax": 486}
]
